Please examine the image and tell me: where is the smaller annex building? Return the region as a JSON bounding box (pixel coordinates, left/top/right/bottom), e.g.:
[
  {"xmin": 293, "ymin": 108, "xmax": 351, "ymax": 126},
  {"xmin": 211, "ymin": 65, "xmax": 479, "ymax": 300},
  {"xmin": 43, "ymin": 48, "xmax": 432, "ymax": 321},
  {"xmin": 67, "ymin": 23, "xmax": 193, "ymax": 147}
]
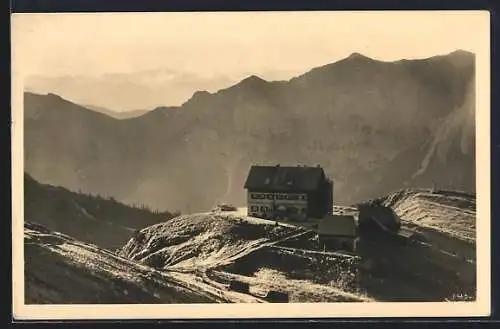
[
  {"xmin": 243, "ymin": 164, "xmax": 333, "ymax": 221},
  {"xmin": 357, "ymin": 203, "xmax": 401, "ymax": 236},
  {"xmin": 317, "ymin": 215, "xmax": 359, "ymax": 252}
]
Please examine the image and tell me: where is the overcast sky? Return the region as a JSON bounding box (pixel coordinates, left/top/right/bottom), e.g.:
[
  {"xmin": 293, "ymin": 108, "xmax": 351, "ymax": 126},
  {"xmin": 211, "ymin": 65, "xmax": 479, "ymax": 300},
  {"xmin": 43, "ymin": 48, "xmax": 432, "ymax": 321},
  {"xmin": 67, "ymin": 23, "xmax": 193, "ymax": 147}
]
[{"xmin": 12, "ymin": 11, "xmax": 487, "ymax": 79}]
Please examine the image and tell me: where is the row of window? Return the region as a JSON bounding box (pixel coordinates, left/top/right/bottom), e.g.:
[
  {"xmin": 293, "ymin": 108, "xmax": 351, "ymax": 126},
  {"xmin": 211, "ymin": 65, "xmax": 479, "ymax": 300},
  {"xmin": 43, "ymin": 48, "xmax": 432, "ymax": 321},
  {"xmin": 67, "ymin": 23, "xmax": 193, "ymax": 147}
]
[
  {"xmin": 249, "ymin": 192, "xmax": 307, "ymax": 201},
  {"xmin": 249, "ymin": 205, "xmax": 306, "ymax": 214},
  {"xmin": 250, "ymin": 205, "xmax": 272, "ymax": 212}
]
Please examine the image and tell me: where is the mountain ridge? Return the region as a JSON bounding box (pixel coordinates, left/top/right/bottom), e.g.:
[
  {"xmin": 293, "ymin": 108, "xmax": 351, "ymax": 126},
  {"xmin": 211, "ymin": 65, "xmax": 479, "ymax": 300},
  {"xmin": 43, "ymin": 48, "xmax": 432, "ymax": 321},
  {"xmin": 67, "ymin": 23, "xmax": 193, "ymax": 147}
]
[{"xmin": 23, "ymin": 50, "xmax": 475, "ymax": 213}]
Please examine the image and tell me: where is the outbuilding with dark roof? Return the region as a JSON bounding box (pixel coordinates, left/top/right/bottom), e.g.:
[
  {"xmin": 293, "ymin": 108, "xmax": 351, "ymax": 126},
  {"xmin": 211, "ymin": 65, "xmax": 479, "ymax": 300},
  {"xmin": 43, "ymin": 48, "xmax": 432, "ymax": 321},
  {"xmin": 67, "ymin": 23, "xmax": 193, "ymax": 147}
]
[{"xmin": 317, "ymin": 215, "xmax": 359, "ymax": 252}]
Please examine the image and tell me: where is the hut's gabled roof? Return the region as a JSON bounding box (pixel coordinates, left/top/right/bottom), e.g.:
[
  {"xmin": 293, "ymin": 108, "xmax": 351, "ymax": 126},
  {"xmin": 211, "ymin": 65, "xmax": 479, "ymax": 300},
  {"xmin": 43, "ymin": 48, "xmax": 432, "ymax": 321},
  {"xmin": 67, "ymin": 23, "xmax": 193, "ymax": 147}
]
[
  {"xmin": 318, "ymin": 215, "xmax": 357, "ymax": 237},
  {"xmin": 244, "ymin": 165, "xmax": 326, "ymax": 192}
]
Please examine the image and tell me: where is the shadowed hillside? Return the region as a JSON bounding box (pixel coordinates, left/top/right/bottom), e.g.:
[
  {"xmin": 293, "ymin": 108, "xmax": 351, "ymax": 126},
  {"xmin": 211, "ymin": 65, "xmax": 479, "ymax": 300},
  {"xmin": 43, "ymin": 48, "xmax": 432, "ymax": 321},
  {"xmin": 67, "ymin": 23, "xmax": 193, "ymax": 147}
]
[
  {"xmin": 24, "ymin": 50, "xmax": 475, "ymax": 213},
  {"xmin": 24, "ymin": 173, "xmax": 179, "ymax": 250}
]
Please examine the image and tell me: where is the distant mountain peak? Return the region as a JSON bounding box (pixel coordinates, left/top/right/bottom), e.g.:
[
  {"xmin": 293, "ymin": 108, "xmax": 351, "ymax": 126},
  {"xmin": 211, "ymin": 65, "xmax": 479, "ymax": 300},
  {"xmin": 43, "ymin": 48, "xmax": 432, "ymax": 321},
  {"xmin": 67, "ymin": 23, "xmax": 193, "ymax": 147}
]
[
  {"xmin": 448, "ymin": 49, "xmax": 474, "ymax": 57},
  {"xmin": 439, "ymin": 49, "xmax": 475, "ymax": 68},
  {"xmin": 218, "ymin": 74, "xmax": 269, "ymax": 94},
  {"xmin": 346, "ymin": 52, "xmax": 372, "ymax": 60},
  {"xmin": 239, "ymin": 75, "xmax": 268, "ymax": 85},
  {"xmin": 182, "ymin": 90, "xmax": 213, "ymax": 106},
  {"xmin": 24, "ymin": 91, "xmax": 63, "ymax": 99},
  {"xmin": 192, "ymin": 90, "xmax": 212, "ymax": 97},
  {"xmin": 47, "ymin": 92, "xmax": 63, "ymax": 99}
]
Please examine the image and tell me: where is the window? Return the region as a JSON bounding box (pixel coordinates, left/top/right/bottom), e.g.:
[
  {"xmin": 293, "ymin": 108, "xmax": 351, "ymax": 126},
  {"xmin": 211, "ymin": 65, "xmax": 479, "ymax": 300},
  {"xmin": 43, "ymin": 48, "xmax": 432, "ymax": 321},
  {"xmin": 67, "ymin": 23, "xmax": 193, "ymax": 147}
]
[
  {"xmin": 251, "ymin": 193, "xmax": 266, "ymax": 200},
  {"xmin": 260, "ymin": 205, "xmax": 272, "ymax": 212}
]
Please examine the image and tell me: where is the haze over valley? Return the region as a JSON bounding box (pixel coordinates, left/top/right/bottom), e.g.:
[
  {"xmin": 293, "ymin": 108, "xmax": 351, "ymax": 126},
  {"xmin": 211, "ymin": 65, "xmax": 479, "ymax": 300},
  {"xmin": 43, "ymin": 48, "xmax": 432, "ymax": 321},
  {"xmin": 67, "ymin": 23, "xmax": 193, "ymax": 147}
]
[{"xmin": 24, "ymin": 50, "xmax": 475, "ymax": 213}]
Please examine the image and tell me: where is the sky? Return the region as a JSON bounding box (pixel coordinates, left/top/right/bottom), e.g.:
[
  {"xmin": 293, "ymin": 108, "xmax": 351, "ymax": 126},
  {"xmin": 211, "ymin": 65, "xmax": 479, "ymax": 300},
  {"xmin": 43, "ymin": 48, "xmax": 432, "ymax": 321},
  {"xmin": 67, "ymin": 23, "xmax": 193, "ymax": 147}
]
[{"xmin": 12, "ymin": 11, "xmax": 488, "ymax": 80}]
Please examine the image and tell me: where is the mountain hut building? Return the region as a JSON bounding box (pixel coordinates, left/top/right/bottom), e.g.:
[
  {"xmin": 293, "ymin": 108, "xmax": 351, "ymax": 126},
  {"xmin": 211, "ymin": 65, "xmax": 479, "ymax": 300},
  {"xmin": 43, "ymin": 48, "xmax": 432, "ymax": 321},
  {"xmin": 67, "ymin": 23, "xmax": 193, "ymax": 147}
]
[{"xmin": 243, "ymin": 164, "xmax": 333, "ymax": 221}]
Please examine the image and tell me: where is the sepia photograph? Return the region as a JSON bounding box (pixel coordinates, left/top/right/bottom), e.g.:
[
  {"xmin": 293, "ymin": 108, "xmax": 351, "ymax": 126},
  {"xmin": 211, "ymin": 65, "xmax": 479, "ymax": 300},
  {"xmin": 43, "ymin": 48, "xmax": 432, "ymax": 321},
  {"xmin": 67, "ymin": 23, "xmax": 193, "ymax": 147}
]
[{"xmin": 11, "ymin": 10, "xmax": 491, "ymax": 319}]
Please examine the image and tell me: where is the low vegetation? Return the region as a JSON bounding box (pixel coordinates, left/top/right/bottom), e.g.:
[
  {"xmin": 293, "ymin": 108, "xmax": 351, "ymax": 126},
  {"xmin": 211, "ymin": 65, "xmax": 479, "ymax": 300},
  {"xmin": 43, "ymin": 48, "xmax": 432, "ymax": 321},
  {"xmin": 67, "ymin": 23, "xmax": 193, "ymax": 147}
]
[
  {"xmin": 22, "ymin": 176, "xmax": 477, "ymax": 304},
  {"xmin": 24, "ymin": 221, "xmax": 227, "ymax": 304},
  {"xmin": 24, "ymin": 173, "xmax": 180, "ymax": 250}
]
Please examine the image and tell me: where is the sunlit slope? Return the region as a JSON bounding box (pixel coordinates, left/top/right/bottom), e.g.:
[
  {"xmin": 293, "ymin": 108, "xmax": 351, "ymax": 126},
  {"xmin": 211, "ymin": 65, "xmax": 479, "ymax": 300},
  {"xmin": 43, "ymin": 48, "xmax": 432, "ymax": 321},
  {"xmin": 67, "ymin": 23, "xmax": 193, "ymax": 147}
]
[
  {"xmin": 118, "ymin": 212, "xmax": 371, "ymax": 302},
  {"xmin": 380, "ymin": 188, "xmax": 475, "ymax": 243},
  {"xmin": 119, "ymin": 213, "xmax": 305, "ymax": 271},
  {"xmin": 24, "ymin": 221, "xmax": 262, "ymax": 304}
]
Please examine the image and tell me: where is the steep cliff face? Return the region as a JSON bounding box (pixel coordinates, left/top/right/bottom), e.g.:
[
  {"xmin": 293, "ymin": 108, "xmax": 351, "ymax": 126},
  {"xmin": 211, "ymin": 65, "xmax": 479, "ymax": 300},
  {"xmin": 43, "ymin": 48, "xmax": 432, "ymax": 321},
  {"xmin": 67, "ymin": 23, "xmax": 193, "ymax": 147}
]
[{"xmin": 24, "ymin": 51, "xmax": 475, "ymax": 212}]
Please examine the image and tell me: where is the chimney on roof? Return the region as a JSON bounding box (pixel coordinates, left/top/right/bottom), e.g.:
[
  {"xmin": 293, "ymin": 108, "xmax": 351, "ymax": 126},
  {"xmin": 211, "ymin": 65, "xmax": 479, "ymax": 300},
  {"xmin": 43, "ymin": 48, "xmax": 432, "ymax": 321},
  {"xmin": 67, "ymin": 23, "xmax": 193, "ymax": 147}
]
[
  {"xmin": 276, "ymin": 164, "xmax": 280, "ymax": 167},
  {"xmin": 316, "ymin": 164, "xmax": 320, "ymax": 168}
]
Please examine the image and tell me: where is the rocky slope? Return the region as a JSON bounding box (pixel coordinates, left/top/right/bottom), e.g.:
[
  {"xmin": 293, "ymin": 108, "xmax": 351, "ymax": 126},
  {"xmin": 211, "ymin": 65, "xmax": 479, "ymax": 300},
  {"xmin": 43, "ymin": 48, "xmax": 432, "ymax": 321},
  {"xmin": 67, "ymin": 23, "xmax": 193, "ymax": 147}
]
[{"xmin": 24, "ymin": 50, "xmax": 475, "ymax": 213}]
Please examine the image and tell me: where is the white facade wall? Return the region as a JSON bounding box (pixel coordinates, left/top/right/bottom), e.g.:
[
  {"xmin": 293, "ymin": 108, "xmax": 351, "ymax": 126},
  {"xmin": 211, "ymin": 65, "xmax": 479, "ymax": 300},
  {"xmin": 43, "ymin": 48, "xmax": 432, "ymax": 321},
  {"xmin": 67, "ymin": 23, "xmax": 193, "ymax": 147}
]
[{"xmin": 247, "ymin": 191, "xmax": 308, "ymax": 220}]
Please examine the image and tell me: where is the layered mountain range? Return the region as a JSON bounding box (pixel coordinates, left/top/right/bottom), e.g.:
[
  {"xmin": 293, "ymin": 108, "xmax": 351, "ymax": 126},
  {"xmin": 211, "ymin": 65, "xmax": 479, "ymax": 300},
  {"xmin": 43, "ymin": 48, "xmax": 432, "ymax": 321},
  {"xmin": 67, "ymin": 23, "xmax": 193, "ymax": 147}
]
[{"xmin": 23, "ymin": 50, "xmax": 475, "ymax": 212}]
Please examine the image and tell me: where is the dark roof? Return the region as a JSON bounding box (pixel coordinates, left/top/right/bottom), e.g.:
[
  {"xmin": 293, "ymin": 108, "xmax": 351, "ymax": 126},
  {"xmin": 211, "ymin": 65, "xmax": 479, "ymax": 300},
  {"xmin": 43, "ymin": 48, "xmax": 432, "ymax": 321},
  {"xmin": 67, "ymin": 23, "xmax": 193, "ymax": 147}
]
[
  {"xmin": 357, "ymin": 204, "xmax": 401, "ymax": 231},
  {"xmin": 318, "ymin": 215, "xmax": 357, "ymax": 237},
  {"xmin": 244, "ymin": 165, "xmax": 326, "ymax": 192}
]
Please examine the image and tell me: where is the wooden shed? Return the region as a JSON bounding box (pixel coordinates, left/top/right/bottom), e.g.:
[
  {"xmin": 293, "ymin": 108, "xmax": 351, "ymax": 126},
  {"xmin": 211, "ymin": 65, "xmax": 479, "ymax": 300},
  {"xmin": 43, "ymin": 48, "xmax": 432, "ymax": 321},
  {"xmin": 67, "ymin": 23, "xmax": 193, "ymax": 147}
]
[{"xmin": 317, "ymin": 215, "xmax": 359, "ymax": 252}]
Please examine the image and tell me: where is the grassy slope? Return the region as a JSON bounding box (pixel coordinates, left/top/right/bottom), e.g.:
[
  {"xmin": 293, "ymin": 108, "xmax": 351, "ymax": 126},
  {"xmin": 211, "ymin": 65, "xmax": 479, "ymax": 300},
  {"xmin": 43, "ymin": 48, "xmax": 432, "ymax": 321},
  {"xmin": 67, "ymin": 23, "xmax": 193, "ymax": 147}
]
[
  {"xmin": 24, "ymin": 222, "xmax": 226, "ymax": 304},
  {"xmin": 382, "ymin": 188, "xmax": 476, "ymax": 242},
  {"xmin": 119, "ymin": 189, "xmax": 476, "ymax": 302},
  {"xmin": 119, "ymin": 212, "xmax": 372, "ymax": 302},
  {"xmin": 24, "ymin": 221, "xmax": 270, "ymax": 304},
  {"xmin": 23, "ymin": 175, "xmax": 476, "ymax": 303},
  {"xmin": 355, "ymin": 189, "xmax": 476, "ymax": 301}
]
